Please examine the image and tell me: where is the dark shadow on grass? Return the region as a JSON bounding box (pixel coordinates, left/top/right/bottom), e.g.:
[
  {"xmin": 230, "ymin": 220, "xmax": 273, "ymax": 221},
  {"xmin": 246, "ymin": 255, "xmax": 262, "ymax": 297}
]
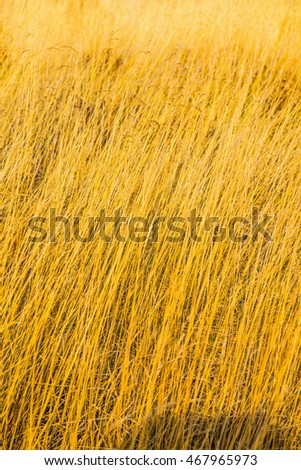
[{"xmin": 122, "ymin": 411, "xmax": 298, "ymax": 450}]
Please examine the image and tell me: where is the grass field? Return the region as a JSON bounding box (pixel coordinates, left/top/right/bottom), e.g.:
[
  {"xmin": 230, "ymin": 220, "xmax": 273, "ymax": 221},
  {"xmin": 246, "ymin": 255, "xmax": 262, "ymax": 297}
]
[{"xmin": 2, "ymin": 0, "xmax": 301, "ymax": 449}]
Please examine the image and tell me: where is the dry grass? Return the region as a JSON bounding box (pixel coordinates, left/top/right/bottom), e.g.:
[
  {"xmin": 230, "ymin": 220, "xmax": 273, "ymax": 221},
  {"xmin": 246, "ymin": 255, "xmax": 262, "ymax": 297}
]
[{"xmin": 2, "ymin": 0, "xmax": 301, "ymax": 449}]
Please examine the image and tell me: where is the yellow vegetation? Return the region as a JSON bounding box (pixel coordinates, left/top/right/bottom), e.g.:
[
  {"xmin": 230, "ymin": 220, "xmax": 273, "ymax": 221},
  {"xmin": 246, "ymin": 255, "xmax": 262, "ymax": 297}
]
[{"xmin": 2, "ymin": 0, "xmax": 301, "ymax": 449}]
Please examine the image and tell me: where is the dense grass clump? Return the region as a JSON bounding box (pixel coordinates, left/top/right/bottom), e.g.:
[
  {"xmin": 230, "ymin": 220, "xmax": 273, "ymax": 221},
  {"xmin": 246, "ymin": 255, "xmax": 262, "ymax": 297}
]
[{"xmin": 2, "ymin": 0, "xmax": 301, "ymax": 449}]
